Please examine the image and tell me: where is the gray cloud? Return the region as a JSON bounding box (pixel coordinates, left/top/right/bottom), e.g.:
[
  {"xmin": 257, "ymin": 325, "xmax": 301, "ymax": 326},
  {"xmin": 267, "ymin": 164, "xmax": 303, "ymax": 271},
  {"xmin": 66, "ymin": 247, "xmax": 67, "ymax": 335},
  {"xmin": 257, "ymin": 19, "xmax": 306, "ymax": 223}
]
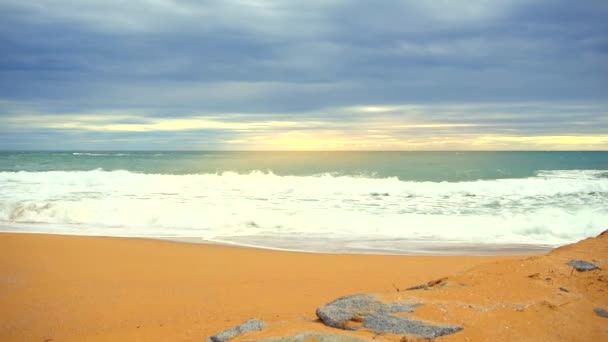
[{"xmin": 0, "ymin": 0, "xmax": 607, "ymax": 149}]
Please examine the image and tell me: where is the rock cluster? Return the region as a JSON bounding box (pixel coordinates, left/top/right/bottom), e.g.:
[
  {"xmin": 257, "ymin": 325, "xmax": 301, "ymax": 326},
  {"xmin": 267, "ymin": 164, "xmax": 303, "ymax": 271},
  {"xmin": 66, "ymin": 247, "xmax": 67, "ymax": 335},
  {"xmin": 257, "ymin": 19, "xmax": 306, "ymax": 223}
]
[
  {"xmin": 316, "ymin": 294, "xmax": 463, "ymax": 339},
  {"xmin": 315, "ymin": 294, "xmax": 419, "ymax": 330},
  {"xmin": 203, "ymin": 294, "xmax": 463, "ymax": 341}
]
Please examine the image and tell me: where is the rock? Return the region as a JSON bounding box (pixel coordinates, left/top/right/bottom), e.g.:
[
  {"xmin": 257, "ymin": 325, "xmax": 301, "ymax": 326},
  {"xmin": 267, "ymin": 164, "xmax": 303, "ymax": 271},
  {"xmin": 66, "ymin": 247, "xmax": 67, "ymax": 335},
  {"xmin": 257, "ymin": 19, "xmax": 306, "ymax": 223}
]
[
  {"xmin": 247, "ymin": 332, "xmax": 372, "ymax": 342},
  {"xmin": 559, "ymin": 287, "xmax": 569, "ymax": 293},
  {"xmin": 315, "ymin": 294, "xmax": 418, "ymax": 330},
  {"xmin": 363, "ymin": 313, "xmax": 463, "ymax": 339},
  {"xmin": 567, "ymin": 260, "xmax": 600, "ymax": 272},
  {"xmin": 406, "ymin": 277, "xmax": 447, "ymax": 290},
  {"xmin": 204, "ymin": 319, "xmax": 267, "ymax": 342},
  {"xmin": 594, "ymin": 307, "xmax": 608, "ymax": 318},
  {"xmin": 316, "ymin": 294, "xmax": 462, "ymax": 338}
]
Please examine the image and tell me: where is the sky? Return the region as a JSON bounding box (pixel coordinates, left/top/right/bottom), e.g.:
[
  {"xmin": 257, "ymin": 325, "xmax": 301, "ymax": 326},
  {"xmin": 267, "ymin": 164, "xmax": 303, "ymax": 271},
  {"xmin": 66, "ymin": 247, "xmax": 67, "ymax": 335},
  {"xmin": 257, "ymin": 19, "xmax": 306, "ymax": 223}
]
[{"xmin": 1, "ymin": 0, "xmax": 607, "ymax": 150}]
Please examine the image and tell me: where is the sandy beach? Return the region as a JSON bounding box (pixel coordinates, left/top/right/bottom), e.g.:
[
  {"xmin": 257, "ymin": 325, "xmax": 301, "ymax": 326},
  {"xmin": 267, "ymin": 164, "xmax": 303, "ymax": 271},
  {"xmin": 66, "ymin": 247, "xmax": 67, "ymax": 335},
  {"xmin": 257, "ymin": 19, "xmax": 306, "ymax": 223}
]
[
  {"xmin": 1, "ymin": 232, "xmax": 606, "ymax": 341},
  {"xmin": 3, "ymin": 0, "xmax": 607, "ymax": 340}
]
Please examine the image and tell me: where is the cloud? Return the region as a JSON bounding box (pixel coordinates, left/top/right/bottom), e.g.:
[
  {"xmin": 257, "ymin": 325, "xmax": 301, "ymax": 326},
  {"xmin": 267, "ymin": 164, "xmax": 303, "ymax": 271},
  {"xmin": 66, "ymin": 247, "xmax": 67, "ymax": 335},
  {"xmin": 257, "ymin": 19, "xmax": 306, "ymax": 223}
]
[
  {"xmin": 2, "ymin": 102, "xmax": 606, "ymax": 150},
  {"xmin": 3, "ymin": 113, "xmax": 326, "ymax": 132},
  {"xmin": 0, "ymin": 0, "xmax": 607, "ymax": 149}
]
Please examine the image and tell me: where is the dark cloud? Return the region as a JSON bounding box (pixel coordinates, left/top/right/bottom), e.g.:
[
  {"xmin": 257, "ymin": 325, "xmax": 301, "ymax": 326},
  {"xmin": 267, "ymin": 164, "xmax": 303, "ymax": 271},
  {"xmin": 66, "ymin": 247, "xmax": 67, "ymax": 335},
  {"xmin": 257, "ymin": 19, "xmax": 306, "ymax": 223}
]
[{"xmin": 0, "ymin": 0, "xmax": 606, "ymax": 149}]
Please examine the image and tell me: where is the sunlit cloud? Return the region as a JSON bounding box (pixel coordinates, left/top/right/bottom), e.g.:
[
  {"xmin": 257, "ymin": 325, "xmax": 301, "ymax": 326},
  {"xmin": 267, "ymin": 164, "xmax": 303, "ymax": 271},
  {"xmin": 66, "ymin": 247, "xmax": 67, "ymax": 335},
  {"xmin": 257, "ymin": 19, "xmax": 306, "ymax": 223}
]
[
  {"xmin": 4, "ymin": 114, "xmax": 326, "ymax": 132},
  {"xmin": 2, "ymin": 102, "xmax": 607, "ymax": 150},
  {"xmin": 224, "ymin": 131, "xmax": 608, "ymax": 151}
]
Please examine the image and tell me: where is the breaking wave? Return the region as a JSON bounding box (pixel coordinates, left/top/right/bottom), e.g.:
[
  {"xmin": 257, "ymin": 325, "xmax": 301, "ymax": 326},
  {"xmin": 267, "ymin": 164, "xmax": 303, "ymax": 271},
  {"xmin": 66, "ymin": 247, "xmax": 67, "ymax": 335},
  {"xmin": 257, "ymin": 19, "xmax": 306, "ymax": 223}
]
[{"xmin": 0, "ymin": 169, "xmax": 606, "ymax": 250}]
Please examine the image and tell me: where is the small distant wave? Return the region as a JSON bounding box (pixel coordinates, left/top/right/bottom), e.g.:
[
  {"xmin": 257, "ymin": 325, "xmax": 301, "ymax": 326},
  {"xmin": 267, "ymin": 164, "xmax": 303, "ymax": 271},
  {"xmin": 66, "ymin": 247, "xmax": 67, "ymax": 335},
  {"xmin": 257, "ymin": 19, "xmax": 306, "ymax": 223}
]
[
  {"xmin": 72, "ymin": 152, "xmax": 105, "ymax": 156},
  {"xmin": 72, "ymin": 152, "xmax": 133, "ymax": 156}
]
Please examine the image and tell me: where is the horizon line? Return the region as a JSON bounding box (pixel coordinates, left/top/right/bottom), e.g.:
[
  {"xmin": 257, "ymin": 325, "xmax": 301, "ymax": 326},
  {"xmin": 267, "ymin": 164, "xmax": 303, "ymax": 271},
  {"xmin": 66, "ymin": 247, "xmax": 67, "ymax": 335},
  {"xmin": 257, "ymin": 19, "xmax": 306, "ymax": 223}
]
[{"xmin": 1, "ymin": 149, "xmax": 607, "ymax": 153}]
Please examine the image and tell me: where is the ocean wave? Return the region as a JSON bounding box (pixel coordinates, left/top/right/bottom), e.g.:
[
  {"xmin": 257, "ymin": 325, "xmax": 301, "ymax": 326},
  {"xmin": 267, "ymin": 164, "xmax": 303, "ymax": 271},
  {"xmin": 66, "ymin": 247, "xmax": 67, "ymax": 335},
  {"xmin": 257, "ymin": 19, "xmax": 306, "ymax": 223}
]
[
  {"xmin": 72, "ymin": 152, "xmax": 133, "ymax": 156},
  {"xmin": 0, "ymin": 169, "xmax": 606, "ymax": 247},
  {"xmin": 1, "ymin": 169, "xmax": 607, "ymax": 196}
]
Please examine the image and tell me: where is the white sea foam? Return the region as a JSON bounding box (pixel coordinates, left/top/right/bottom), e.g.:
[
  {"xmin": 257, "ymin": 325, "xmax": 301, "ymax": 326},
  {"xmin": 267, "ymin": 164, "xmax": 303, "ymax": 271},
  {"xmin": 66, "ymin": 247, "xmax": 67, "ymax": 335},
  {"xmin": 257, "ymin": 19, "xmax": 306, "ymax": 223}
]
[{"xmin": 0, "ymin": 169, "xmax": 606, "ymax": 252}]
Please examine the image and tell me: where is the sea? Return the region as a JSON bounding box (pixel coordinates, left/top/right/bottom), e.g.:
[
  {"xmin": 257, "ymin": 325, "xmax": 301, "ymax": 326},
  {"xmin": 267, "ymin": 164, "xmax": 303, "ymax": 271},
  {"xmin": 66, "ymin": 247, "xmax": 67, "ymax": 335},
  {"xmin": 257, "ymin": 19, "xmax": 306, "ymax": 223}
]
[{"xmin": 1, "ymin": 151, "xmax": 607, "ymax": 254}]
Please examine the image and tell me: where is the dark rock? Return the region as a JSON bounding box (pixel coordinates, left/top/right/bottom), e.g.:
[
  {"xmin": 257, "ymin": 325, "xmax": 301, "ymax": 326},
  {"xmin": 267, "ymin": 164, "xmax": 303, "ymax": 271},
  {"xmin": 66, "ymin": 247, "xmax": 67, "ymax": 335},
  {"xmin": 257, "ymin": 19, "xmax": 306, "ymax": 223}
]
[
  {"xmin": 247, "ymin": 332, "xmax": 372, "ymax": 342},
  {"xmin": 567, "ymin": 260, "xmax": 600, "ymax": 272},
  {"xmin": 406, "ymin": 283, "xmax": 430, "ymax": 290},
  {"xmin": 204, "ymin": 319, "xmax": 267, "ymax": 342},
  {"xmin": 406, "ymin": 277, "xmax": 447, "ymax": 290},
  {"xmin": 315, "ymin": 294, "xmax": 418, "ymax": 330},
  {"xmin": 559, "ymin": 287, "xmax": 569, "ymax": 293},
  {"xmin": 594, "ymin": 307, "xmax": 608, "ymax": 318},
  {"xmin": 316, "ymin": 294, "xmax": 462, "ymax": 338},
  {"xmin": 363, "ymin": 313, "xmax": 463, "ymax": 339}
]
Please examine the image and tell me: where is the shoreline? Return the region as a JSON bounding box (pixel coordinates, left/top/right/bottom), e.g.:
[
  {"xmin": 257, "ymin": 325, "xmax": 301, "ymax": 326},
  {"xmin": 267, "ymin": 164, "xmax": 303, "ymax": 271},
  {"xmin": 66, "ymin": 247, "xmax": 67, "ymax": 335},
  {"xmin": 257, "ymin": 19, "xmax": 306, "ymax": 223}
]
[{"xmin": 0, "ymin": 229, "xmax": 554, "ymax": 256}]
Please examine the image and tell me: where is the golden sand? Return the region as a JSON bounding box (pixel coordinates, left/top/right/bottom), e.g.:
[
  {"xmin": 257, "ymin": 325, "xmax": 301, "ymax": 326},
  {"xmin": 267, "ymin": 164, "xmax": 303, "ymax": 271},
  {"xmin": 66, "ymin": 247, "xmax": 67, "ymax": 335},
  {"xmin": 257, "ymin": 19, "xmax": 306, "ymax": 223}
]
[{"xmin": 1, "ymin": 232, "xmax": 606, "ymax": 341}]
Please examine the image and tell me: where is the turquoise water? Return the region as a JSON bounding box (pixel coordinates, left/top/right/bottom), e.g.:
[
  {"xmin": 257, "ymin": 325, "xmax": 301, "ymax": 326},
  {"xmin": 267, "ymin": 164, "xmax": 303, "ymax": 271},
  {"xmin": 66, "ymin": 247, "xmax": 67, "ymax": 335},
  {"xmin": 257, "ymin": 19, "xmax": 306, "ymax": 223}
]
[
  {"xmin": 0, "ymin": 151, "xmax": 607, "ymax": 254},
  {"xmin": 1, "ymin": 151, "xmax": 607, "ymax": 181}
]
